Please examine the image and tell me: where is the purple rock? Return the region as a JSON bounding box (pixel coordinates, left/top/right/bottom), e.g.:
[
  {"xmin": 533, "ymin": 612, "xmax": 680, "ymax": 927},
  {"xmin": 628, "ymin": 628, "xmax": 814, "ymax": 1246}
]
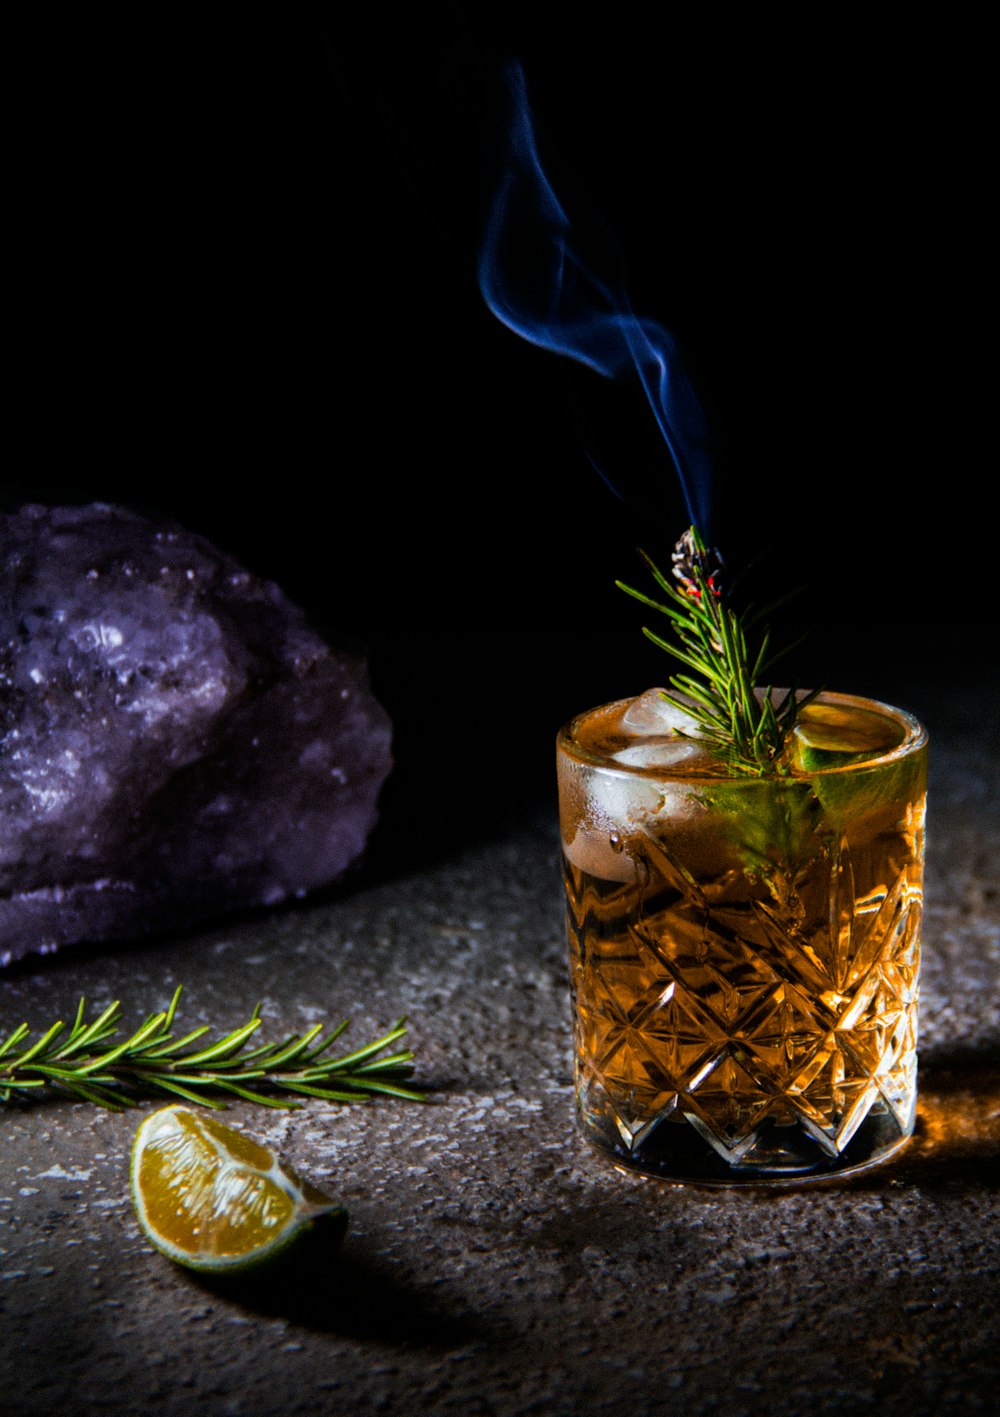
[{"xmin": 0, "ymin": 503, "xmax": 393, "ymax": 965}]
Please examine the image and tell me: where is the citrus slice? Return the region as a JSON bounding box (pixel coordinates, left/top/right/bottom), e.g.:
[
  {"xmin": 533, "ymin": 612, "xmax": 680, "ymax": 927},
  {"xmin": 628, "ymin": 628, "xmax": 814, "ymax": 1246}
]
[
  {"xmin": 790, "ymin": 699, "xmax": 904, "ymax": 772},
  {"xmin": 130, "ymin": 1104, "xmax": 346, "ymax": 1273}
]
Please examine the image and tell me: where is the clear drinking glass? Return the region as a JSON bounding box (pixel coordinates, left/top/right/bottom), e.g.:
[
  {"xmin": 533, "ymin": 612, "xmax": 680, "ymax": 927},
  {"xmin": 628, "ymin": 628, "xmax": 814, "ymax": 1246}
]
[{"xmin": 556, "ymin": 689, "xmax": 928, "ymax": 1183}]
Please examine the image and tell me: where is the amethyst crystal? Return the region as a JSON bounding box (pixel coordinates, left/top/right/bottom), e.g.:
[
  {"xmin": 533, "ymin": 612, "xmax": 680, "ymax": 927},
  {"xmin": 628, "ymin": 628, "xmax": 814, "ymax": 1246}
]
[{"xmin": 0, "ymin": 503, "xmax": 393, "ymax": 965}]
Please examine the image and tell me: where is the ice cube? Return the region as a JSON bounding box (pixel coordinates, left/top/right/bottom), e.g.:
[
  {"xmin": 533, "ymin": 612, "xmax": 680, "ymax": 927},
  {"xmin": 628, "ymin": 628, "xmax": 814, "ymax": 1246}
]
[
  {"xmin": 559, "ymin": 688, "xmax": 710, "ymax": 883},
  {"xmin": 612, "ymin": 739, "xmax": 711, "ymax": 770},
  {"xmin": 611, "ymin": 690, "xmax": 714, "ymax": 772},
  {"xmin": 562, "ymin": 824, "xmax": 639, "ymax": 883},
  {"xmin": 621, "ymin": 688, "xmax": 703, "ymax": 738},
  {"xmin": 569, "ymin": 751, "xmax": 707, "ymax": 882}
]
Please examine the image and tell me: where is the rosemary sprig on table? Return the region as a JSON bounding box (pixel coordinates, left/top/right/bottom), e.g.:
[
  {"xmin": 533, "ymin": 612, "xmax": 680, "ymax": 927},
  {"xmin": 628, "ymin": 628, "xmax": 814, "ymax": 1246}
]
[
  {"xmin": 0, "ymin": 987, "xmax": 424, "ymax": 1110},
  {"xmin": 617, "ymin": 526, "xmax": 819, "ymax": 775}
]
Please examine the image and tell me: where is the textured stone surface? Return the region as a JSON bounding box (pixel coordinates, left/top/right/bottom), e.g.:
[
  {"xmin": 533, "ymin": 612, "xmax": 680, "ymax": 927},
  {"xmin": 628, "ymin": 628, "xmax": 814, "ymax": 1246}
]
[
  {"xmin": 0, "ymin": 503, "xmax": 392, "ymax": 964},
  {"xmin": 0, "ymin": 683, "xmax": 995, "ymax": 1416}
]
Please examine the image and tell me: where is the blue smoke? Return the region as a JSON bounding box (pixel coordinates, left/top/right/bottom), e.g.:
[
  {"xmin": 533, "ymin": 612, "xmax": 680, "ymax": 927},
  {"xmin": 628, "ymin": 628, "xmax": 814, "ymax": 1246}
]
[{"xmin": 478, "ymin": 62, "xmax": 713, "ymax": 536}]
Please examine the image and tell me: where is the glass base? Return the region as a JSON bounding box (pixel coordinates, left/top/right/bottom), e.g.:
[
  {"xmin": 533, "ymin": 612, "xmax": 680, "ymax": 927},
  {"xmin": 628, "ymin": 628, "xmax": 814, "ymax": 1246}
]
[{"xmin": 578, "ymin": 1087, "xmax": 916, "ymax": 1185}]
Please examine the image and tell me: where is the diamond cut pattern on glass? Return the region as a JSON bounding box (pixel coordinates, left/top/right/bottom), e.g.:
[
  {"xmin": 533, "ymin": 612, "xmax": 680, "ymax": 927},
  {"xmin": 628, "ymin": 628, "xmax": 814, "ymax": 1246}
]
[{"xmin": 568, "ymin": 825, "xmax": 921, "ymax": 1167}]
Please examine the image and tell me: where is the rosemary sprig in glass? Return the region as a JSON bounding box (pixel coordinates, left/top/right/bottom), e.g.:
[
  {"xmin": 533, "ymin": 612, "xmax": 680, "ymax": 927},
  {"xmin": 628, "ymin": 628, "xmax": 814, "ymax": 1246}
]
[
  {"xmin": 617, "ymin": 526, "xmax": 819, "ymax": 775},
  {"xmin": 0, "ymin": 986, "xmax": 425, "ymax": 1110}
]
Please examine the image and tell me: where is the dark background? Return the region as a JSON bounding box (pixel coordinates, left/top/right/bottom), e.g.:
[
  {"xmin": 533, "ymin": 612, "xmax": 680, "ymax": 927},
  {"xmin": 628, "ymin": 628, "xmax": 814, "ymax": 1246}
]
[{"xmin": 5, "ymin": 9, "xmax": 992, "ymax": 839}]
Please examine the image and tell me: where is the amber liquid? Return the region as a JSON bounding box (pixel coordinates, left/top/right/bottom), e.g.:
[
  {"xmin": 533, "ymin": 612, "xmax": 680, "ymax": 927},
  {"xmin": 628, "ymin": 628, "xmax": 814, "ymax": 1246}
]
[{"xmin": 559, "ymin": 693, "xmax": 927, "ymax": 1181}]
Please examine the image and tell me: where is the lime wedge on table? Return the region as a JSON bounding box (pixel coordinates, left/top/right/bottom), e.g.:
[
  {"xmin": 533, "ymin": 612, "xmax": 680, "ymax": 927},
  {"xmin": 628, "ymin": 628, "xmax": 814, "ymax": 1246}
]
[{"xmin": 131, "ymin": 1105, "xmax": 346, "ymax": 1273}]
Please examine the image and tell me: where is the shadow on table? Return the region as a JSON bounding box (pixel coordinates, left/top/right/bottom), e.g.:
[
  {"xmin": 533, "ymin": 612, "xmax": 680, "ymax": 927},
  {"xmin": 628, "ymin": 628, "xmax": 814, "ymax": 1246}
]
[
  {"xmin": 789, "ymin": 1043, "xmax": 1000, "ymax": 1196},
  {"xmin": 892, "ymin": 1044, "xmax": 1000, "ymax": 1187},
  {"xmin": 191, "ymin": 1230, "xmax": 492, "ymax": 1349}
]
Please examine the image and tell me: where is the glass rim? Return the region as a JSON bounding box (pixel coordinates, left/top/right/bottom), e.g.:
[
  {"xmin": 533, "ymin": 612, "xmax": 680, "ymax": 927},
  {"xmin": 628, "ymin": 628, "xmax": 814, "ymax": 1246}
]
[{"xmin": 556, "ymin": 688, "xmax": 928, "ymax": 783}]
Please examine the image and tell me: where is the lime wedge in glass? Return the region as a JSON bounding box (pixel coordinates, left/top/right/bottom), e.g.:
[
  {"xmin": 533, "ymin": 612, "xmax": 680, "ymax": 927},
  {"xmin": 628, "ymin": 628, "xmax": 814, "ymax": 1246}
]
[{"xmin": 786, "ymin": 697, "xmax": 925, "ymax": 833}]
